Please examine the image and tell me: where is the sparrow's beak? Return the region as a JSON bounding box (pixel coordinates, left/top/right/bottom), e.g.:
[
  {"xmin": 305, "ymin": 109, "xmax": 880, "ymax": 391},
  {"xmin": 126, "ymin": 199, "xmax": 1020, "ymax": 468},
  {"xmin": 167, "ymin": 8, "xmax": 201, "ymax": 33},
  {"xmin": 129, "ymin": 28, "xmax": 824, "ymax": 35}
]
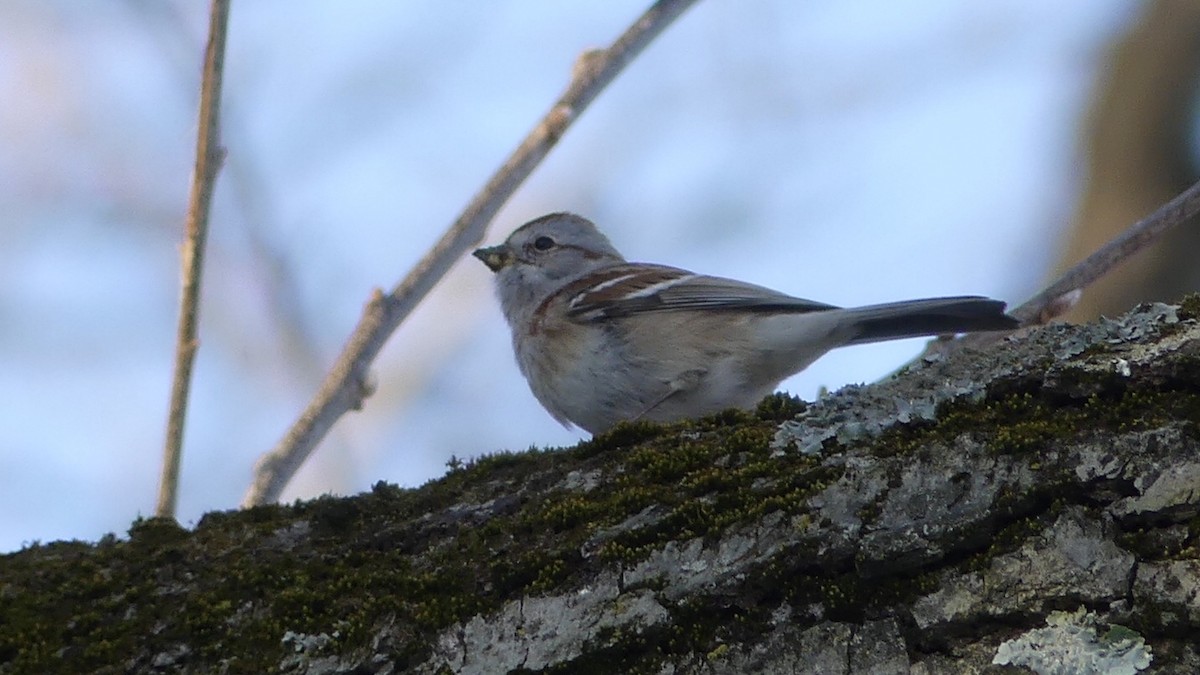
[{"xmin": 473, "ymin": 245, "xmax": 515, "ymax": 272}]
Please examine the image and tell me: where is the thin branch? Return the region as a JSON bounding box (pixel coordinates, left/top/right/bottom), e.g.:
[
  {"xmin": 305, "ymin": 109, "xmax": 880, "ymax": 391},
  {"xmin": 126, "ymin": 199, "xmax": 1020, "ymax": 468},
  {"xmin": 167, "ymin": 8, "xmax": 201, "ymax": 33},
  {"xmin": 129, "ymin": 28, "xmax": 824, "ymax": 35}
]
[
  {"xmin": 942, "ymin": 174, "xmax": 1200, "ymax": 353},
  {"xmin": 1009, "ymin": 175, "xmax": 1200, "ymax": 324},
  {"xmin": 132, "ymin": 1, "xmax": 360, "ymax": 495},
  {"xmin": 157, "ymin": 0, "xmax": 231, "ymax": 518},
  {"xmin": 242, "ymin": 0, "xmax": 702, "ymax": 507}
]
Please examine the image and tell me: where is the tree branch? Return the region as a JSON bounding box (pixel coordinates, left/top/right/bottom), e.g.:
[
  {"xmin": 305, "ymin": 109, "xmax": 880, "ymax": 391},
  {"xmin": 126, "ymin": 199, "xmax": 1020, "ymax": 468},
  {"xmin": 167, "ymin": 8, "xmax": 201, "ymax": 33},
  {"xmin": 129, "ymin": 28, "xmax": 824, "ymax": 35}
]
[
  {"xmin": 156, "ymin": 0, "xmax": 230, "ymax": 518},
  {"xmin": 8, "ymin": 300, "xmax": 1198, "ymax": 672},
  {"xmin": 1011, "ymin": 174, "xmax": 1200, "ymax": 325},
  {"xmin": 242, "ymin": 0, "xmax": 702, "ymax": 507},
  {"xmin": 935, "ymin": 174, "xmax": 1200, "ymax": 357}
]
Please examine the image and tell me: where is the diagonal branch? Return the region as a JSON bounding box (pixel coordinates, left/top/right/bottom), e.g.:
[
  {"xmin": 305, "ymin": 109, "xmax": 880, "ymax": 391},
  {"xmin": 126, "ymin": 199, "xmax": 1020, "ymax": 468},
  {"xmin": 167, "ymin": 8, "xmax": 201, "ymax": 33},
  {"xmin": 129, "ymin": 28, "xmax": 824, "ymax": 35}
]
[
  {"xmin": 157, "ymin": 0, "xmax": 231, "ymax": 518},
  {"xmin": 242, "ymin": 0, "xmax": 702, "ymax": 507},
  {"xmin": 941, "ymin": 174, "xmax": 1200, "ymax": 354},
  {"xmin": 1008, "ymin": 174, "xmax": 1200, "ymax": 324}
]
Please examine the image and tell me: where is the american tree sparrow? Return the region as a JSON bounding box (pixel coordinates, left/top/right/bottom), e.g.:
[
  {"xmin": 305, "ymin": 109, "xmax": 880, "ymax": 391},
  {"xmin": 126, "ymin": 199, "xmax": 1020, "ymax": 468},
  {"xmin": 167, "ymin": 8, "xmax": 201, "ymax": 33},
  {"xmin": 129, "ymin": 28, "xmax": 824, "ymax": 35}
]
[{"xmin": 475, "ymin": 213, "xmax": 1019, "ymax": 434}]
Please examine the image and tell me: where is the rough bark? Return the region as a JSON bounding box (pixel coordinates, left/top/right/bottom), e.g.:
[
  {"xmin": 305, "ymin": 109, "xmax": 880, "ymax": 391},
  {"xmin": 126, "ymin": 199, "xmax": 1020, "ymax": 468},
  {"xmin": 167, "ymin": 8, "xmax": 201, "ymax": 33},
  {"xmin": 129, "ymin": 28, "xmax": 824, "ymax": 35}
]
[{"xmin": 2, "ymin": 297, "xmax": 1199, "ymax": 674}]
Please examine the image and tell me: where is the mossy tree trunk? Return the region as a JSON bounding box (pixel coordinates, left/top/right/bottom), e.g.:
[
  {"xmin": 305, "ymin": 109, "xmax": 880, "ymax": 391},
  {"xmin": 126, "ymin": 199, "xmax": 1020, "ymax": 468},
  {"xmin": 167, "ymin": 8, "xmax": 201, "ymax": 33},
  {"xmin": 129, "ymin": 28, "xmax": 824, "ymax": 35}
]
[{"xmin": 3, "ymin": 298, "xmax": 1200, "ymax": 674}]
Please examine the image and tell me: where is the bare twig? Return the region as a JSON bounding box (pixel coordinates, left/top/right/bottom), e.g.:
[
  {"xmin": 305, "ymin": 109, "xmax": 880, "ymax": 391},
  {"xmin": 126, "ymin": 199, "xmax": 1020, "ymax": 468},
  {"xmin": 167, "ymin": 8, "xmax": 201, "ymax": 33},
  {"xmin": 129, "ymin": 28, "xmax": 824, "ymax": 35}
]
[
  {"xmin": 242, "ymin": 0, "xmax": 702, "ymax": 507},
  {"xmin": 940, "ymin": 174, "xmax": 1200, "ymax": 354},
  {"xmin": 132, "ymin": 1, "xmax": 360, "ymax": 495},
  {"xmin": 157, "ymin": 0, "xmax": 231, "ymax": 518},
  {"xmin": 1009, "ymin": 175, "xmax": 1200, "ymax": 324}
]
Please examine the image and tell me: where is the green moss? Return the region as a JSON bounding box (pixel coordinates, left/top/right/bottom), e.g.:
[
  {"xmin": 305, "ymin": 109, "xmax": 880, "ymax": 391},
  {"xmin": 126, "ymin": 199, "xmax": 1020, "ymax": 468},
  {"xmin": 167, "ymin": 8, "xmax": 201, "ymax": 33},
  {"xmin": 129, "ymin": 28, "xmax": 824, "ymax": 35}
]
[
  {"xmin": 1175, "ymin": 293, "xmax": 1200, "ymax": 321},
  {"xmin": 126, "ymin": 516, "xmax": 190, "ymax": 547},
  {"xmin": 1116, "ymin": 522, "xmax": 1197, "ymax": 562},
  {"xmin": 755, "ymin": 392, "xmax": 807, "ymax": 421},
  {"xmin": 545, "ymin": 591, "xmax": 780, "ymax": 674},
  {"xmin": 2, "ymin": 400, "xmax": 831, "ymax": 671},
  {"xmin": 957, "ymin": 506, "xmax": 1060, "ymax": 576},
  {"xmin": 578, "ymin": 421, "xmax": 668, "ymax": 457},
  {"xmin": 868, "ymin": 376, "xmax": 1200, "ymax": 462}
]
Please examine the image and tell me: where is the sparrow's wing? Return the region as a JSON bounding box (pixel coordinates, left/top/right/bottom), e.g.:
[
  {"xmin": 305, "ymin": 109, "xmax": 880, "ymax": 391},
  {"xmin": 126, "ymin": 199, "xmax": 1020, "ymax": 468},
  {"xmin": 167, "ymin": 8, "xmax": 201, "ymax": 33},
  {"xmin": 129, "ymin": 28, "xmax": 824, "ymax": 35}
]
[{"xmin": 561, "ymin": 264, "xmax": 838, "ymax": 322}]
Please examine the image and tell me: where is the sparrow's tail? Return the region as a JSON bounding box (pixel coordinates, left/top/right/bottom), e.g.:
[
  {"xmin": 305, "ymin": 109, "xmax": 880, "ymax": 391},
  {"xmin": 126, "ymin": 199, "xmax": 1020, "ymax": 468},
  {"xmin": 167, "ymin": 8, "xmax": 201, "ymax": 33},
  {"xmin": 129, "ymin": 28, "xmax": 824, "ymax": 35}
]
[{"xmin": 843, "ymin": 296, "xmax": 1019, "ymax": 345}]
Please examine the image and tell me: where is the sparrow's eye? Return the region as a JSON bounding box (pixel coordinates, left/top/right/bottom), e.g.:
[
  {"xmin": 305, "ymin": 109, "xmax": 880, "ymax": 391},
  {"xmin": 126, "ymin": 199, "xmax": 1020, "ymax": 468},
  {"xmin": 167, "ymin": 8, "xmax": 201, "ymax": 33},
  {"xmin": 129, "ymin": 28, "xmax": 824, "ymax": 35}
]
[{"xmin": 532, "ymin": 236, "xmax": 555, "ymax": 251}]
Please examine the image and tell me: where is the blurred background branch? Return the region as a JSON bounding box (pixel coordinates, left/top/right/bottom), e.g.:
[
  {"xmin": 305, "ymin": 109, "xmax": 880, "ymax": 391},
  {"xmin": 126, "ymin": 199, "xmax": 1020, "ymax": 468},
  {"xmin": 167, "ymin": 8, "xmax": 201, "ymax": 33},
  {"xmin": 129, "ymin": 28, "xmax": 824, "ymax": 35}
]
[
  {"xmin": 157, "ymin": 0, "xmax": 230, "ymax": 518},
  {"xmin": 944, "ymin": 171, "xmax": 1200, "ymax": 357},
  {"xmin": 1053, "ymin": 0, "xmax": 1200, "ymax": 320},
  {"xmin": 134, "ymin": 1, "xmax": 361, "ymax": 499},
  {"xmin": 241, "ymin": 0, "xmax": 702, "ymax": 506}
]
